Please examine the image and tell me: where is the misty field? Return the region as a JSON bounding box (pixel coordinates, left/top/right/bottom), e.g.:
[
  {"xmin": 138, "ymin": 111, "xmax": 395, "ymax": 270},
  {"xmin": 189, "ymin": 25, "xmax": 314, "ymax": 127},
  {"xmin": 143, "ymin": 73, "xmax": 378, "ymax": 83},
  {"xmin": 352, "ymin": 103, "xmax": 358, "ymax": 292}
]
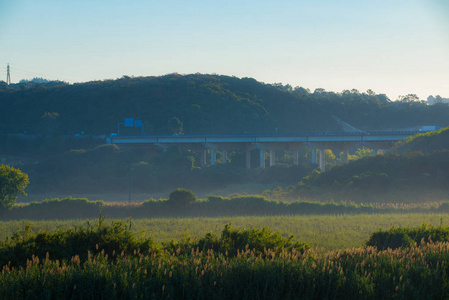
[{"xmin": 2, "ymin": 213, "xmax": 448, "ymax": 251}]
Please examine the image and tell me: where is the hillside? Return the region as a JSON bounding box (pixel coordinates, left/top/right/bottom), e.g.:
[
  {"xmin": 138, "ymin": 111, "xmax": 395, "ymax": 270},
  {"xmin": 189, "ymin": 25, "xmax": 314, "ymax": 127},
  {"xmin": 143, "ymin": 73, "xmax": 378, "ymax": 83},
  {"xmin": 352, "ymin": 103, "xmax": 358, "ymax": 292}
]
[
  {"xmin": 395, "ymin": 126, "xmax": 449, "ymax": 154},
  {"xmin": 294, "ymin": 127, "xmax": 449, "ymax": 203},
  {"xmin": 1, "ymin": 74, "xmax": 449, "ymax": 137}
]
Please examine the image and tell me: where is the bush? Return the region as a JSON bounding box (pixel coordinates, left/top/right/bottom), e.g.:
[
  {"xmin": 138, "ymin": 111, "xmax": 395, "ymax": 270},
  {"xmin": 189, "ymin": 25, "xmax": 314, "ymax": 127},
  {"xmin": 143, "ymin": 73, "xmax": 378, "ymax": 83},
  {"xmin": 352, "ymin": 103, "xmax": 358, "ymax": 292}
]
[
  {"xmin": 366, "ymin": 224, "xmax": 449, "ymax": 250},
  {"xmin": 168, "ymin": 188, "xmax": 197, "ymax": 207},
  {"xmin": 164, "ymin": 224, "xmax": 310, "ymax": 258},
  {"xmin": 366, "ymin": 229, "xmax": 414, "ymax": 250},
  {"xmin": 212, "ymin": 224, "xmax": 310, "ymax": 257},
  {"xmin": 0, "ymin": 217, "xmax": 159, "ymax": 267}
]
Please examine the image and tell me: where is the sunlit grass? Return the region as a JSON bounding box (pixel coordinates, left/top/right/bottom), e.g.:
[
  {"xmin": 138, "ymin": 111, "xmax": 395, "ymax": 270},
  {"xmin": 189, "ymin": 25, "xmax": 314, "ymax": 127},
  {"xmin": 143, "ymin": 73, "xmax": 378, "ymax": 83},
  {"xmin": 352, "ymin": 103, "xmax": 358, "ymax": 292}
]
[{"xmin": 1, "ymin": 213, "xmax": 448, "ymax": 250}]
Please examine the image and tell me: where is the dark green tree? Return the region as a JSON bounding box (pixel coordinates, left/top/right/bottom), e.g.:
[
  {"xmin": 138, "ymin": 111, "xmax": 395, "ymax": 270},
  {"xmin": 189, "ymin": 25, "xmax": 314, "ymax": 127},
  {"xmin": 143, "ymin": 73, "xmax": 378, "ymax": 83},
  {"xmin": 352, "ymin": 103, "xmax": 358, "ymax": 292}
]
[
  {"xmin": 40, "ymin": 111, "xmax": 61, "ymax": 136},
  {"xmin": 168, "ymin": 188, "xmax": 197, "ymax": 207},
  {"xmin": 168, "ymin": 117, "xmax": 183, "ymax": 135},
  {"xmin": 0, "ymin": 165, "xmax": 29, "ymax": 208},
  {"xmin": 398, "ymin": 94, "xmax": 420, "ymax": 103}
]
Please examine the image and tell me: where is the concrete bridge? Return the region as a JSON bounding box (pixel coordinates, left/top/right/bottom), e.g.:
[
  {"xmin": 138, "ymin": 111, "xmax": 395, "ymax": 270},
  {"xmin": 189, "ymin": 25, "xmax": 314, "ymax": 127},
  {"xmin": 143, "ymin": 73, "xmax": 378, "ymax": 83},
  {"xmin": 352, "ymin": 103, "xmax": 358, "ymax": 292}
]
[{"xmin": 106, "ymin": 131, "xmax": 419, "ymax": 171}]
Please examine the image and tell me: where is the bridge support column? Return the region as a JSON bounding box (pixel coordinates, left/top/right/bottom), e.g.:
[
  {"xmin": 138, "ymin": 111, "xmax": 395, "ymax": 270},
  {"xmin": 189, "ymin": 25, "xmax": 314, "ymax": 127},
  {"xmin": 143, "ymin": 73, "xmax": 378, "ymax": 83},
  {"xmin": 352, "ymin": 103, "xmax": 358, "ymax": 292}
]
[
  {"xmin": 211, "ymin": 150, "xmax": 216, "ymax": 166},
  {"xmin": 200, "ymin": 150, "xmax": 207, "ymax": 167},
  {"xmin": 259, "ymin": 150, "xmax": 265, "ymax": 168},
  {"xmin": 319, "ymin": 149, "xmax": 325, "ymax": 171},
  {"xmin": 311, "ymin": 149, "xmax": 317, "ymax": 165},
  {"xmin": 269, "ymin": 150, "xmax": 275, "ymax": 167},
  {"xmin": 293, "ymin": 150, "xmax": 299, "ymax": 166},
  {"xmin": 222, "ymin": 150, "xmax": 227, "ymax": 164},
  {"xmin": 246, "ymin": 149, "xmax": 251, "ymax": 169},
  {"xmin": 343, "ymin": 149, "xmax": 349, "ymax": 164}
]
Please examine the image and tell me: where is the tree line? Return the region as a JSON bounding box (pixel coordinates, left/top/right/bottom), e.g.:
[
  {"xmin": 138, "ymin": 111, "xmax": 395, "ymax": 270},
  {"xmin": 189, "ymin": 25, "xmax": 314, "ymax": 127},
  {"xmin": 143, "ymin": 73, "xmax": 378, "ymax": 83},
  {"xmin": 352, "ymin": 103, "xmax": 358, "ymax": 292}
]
[{"xmin": 1, "ymin": 74, "xmax": 448, "ymax": 136}]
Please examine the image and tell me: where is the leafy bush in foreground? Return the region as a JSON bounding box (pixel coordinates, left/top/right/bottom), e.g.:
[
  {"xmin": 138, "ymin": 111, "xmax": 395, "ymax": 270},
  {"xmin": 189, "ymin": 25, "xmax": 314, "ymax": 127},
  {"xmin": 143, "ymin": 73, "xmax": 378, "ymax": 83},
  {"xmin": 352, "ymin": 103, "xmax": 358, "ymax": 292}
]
[
  {"xmin": 2, "ymin": 223, "xmax": 449, "ymax": 298},
  {"xmin": 0, "ymin": 217, "xmax": 158, "ymax": 267},
  {"xmin": 366, "ymin": 223, "xmax": 449, "ymax": 250},
  {"xmin": 0, "ymin": 220, "xmax": 311, "ymax": 268},
  {"xmin": 164, "ymin": 224, "xmax": 310, "ymax": 258}
]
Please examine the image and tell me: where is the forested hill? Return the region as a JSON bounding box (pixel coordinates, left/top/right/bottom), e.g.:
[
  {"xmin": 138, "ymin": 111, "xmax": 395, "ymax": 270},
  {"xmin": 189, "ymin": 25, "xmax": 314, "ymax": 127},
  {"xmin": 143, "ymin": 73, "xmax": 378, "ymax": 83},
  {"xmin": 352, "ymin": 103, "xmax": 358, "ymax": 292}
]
[
  {"xmin": 1, "ymin": 74, "xmax": 449, "ymax": 135},
  {"xmin": 293, "ymin": 126, "xmax": 449, "ymax": 203},
  {"xmin": 395, "ymin": 126, "xmax": 449, "ymax": 154}
]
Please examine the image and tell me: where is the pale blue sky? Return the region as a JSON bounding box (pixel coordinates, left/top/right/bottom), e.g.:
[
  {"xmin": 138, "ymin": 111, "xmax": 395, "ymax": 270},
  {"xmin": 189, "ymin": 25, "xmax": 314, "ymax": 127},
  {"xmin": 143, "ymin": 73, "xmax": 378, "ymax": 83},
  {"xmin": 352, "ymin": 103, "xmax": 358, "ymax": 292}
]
[{"xmin": 0, "ymin": 0, "xmax": 448, "ymax": 100}]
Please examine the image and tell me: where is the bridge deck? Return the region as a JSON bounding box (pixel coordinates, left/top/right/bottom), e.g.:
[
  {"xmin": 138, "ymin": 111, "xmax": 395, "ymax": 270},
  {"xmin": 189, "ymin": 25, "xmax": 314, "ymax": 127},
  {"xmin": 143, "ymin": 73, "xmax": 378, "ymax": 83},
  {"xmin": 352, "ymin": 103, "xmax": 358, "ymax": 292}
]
[
  {"xmin": 107, "ymin": 131, "xmax": 420, "ymax": 145},
  {"xmin": 105, "ymin": 131, "xmax": 423, "ymax": 171}
]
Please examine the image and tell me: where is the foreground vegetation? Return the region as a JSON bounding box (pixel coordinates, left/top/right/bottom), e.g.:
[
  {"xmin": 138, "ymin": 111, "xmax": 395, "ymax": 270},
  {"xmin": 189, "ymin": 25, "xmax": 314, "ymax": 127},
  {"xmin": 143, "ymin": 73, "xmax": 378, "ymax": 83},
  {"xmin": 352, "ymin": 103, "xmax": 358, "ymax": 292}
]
[
  {"xmin": 3, "ymin": 241, "xmax": 449, "ymax": 299},
  {"xmin": 1, "ymin": 220, "xmax": 449, "ymax": 299},
  {"xmin": 1, "ymin": 214, "xmax": 449, "ymax": 251}
]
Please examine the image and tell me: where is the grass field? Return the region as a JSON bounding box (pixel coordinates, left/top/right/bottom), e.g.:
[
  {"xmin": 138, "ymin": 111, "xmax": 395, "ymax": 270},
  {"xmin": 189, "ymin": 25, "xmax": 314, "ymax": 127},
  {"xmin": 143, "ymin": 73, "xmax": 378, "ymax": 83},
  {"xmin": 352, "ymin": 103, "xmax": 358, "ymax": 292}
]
[{"xmin": 2, "ymin": 213, "xmax": 448, "ymax": 251}]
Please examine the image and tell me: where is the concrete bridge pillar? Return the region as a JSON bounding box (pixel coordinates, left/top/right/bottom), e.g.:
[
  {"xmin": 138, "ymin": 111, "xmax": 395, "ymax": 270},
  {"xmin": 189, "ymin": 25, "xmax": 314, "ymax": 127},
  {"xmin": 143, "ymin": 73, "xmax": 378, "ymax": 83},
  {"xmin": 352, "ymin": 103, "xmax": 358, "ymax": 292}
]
[
  {"xmin": 200, "ymin": 150, "xmax": 207, "ymax": 167},
  {"xmin": 269, "ymin": 150, "xmax": 276, "ymax": 167},
  {"xmin": 222, "ymin": 150, "xmax": 228, "ymax": 164},
  {"xmin": 259, "ymin": 149, "xmax": 265, "ymax": 168},
  {"xmin": 246, "ymin": 149, "xmax": 251, "ymax": 169},
  {"xmin": 293, "ymin": 150, "xmax": 299, "ymax": 166},
  {"xmin": 319, "ymin": 149, "xmax": 325, "ymax": 171},
  {"xmin": 311, "ymin": 149, "xmax": 317, "ymax": 165},
  {"xmin": 343, "ymin": 149, "xmax": 349, "ymax": 164},
  {"xmin": 211, "ymin": 150, "xmax": 216, "ymax": 166}
]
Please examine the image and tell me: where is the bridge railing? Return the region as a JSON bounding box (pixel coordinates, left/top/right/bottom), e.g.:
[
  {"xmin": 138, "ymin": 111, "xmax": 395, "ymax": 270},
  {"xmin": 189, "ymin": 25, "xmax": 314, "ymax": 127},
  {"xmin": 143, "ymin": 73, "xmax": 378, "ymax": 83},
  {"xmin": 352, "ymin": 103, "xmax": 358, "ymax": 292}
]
[{"xmin": 108, "ymin": 130, "xmax": 422, "ymax": 139}]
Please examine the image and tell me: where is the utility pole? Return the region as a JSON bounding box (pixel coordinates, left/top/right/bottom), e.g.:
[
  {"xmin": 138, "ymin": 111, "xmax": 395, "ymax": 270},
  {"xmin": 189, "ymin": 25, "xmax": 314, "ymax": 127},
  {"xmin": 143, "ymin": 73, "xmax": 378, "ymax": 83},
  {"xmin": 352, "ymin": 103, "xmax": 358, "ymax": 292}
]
[{"xmin": 6, "ymin": 64, "xmax": 11, "ymax": 85}]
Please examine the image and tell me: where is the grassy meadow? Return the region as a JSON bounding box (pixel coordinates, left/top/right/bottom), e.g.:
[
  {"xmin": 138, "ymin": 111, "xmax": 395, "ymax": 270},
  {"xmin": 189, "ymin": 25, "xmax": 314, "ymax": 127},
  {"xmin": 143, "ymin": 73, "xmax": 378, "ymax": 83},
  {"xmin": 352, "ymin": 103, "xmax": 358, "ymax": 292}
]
[{"xmin": 2, "ymin": 213, "xmax": 448, "ymax": 251}]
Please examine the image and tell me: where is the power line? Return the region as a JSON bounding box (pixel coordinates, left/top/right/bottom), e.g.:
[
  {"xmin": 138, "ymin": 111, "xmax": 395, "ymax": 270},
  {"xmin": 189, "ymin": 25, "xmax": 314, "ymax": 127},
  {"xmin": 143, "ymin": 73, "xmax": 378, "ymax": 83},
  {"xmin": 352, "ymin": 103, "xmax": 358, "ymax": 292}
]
[
  {"xmin": 1, "ymin": 64, "xmax": 74, "ymax": 84},
  {"xmin": 11, "ymin": 63, "xmax": 75, "ymax": 82}
]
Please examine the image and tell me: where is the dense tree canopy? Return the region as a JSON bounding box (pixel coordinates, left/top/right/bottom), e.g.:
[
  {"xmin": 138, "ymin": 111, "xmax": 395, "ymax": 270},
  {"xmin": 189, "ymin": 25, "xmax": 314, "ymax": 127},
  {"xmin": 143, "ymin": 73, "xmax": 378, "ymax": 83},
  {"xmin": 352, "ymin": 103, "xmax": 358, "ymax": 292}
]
[
  {"xmin": 0, "ymin": 74, "xmax": 448, "ymax": 136},
  {"xmin": 0, "ymin": 165, "xmax": 29, "ymax": 208},
  {"xmin": 168, "ymin": 188, "xmax": 197, "ymax": 207}
]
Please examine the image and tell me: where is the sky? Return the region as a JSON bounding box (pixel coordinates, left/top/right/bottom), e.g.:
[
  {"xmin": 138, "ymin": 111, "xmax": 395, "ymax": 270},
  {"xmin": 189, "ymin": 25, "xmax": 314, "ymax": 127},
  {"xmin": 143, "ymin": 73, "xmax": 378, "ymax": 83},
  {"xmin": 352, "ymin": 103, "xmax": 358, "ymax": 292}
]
[{"xmin": 0, "ymin": 0, "xmax": 448, "ymax": 100}]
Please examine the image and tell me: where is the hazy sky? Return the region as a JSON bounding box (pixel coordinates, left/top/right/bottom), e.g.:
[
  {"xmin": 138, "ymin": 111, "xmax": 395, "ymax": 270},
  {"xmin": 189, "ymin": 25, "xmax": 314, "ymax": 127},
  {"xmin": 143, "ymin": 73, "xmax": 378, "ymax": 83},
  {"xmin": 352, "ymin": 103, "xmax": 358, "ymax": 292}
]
[{"xmin": 0, "ymin": 0, "xmax": 448, "ymax": 100}]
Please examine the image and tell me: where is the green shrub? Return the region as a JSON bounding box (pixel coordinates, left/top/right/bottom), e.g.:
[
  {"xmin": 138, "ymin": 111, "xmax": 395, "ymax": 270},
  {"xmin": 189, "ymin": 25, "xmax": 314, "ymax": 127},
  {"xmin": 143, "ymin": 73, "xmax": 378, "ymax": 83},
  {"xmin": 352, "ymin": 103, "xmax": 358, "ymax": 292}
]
[
  {"xmin": 0, "ymin": 217, "xmax": 159, "ymax": 267},
  {"xmin": 168, "ymin": 188, "xmax": 197, "ymax": 207},
  {"xmin": 216, "ymin": 224, "xmax": 310, "ymax": 257},
  {"xmin": 439, "ymin": 201, "xmax": 449, "ymax": 213},
  {"xmin": 366, "ymin": 229, "xmax": 414, "ymax": 250},
  {"xmin": 206, "ymin": 195, "xmax": 225, "ymax": 203},
  {"xmin": 165, "ymin": 224, "xmax": 310, "ymax": 258},
  {"xmin": 366, "ymin": 224, "xmax": 449, "ymax": 250}
]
